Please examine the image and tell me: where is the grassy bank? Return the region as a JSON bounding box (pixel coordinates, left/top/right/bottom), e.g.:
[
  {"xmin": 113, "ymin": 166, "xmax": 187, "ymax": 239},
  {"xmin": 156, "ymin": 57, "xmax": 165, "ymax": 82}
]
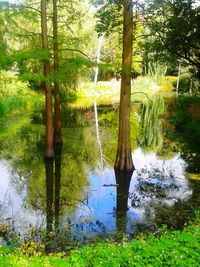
[
  {"xmin": 0, "ymin": 70, "xmax": 44, "ymax": 116},
  {"xmin": 0, "ymin": 93, "xmax": 44, "ymax": 116},
  {"xmin": 0, "ymin": 215, "xmax": 199, "ymax": 267}
]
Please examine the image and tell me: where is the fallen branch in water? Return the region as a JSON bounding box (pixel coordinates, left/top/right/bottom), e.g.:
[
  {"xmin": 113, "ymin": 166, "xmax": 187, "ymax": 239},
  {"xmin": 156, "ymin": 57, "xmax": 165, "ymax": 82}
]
[{"xmin": 103, "ymin": 184, "xmax": 119, "ymax": 187}]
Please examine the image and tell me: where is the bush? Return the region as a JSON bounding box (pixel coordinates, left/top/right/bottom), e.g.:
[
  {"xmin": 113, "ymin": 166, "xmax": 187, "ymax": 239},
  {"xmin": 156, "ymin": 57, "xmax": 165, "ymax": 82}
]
[
  {"xmin": 171, "ymin": 73, "xmax": 200, "ymax": 94},
  {"xmin": 171, "ymin": 73, "xmax": 190, "ymax": 93},
  {"xmin": 0, "ymin": 70, "xmax": 30, "ymax": 97}
]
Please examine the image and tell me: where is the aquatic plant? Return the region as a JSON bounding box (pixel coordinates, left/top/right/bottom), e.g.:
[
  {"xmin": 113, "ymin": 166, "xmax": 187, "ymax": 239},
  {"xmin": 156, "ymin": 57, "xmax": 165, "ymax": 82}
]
[{"xmin": 139, "ymin": 96, "xmax": 165, "ymax": 152}]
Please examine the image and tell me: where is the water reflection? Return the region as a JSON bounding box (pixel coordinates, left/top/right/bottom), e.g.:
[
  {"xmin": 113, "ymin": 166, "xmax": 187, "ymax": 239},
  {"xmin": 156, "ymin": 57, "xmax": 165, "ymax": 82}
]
[
  {"xmin": 115, "ymin": 170, "xmax": 133, "ymax": 240},
  {"xmin": 54, "ymin": 145, "xmax": 62, "ymax": 229},
  {"xmin": 131, "ymin": 149, "xmax": 192, "ymax": 225},
  {"xmin": 45, "ymin": 145, "xmax": 63, "ymax": 251},
  {"xmin": 45, "ymin": 157, "xmax": 54, "ymax": 235},
  {"xmin": 0, "ymin": 98, "xmax": 199, "ymax": 246},
  {"xmin": 139, "ymin": 96, "xmax": 165, "ymax": 153}
]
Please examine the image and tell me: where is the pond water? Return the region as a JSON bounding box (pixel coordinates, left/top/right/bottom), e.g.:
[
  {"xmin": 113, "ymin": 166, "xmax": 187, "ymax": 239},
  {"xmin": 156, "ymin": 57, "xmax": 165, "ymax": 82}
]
[{"xmin": 0, "ymin": 97, "xmax": 200, "ymax": 248}]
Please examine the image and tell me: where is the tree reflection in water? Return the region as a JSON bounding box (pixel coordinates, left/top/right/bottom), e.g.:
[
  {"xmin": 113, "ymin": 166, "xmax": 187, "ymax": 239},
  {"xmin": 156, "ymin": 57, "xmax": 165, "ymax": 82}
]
[
  {"xmin": 45, "ymin": 144, "xmax": 68, "ymax": 251},
  {"xmin": 45, "ymin": 157, "xmax": 54, "ymax": 252},
  {"xmin": 0, "ymin": 100, "xmax": 199, "ymax": 248},
  {"xmin": 54, "ymin": 145, "xmax": 62, "ymax": 230},
  {"xmin": 115, "ymin": 169, "xmax": 133, "ymax": 241}
]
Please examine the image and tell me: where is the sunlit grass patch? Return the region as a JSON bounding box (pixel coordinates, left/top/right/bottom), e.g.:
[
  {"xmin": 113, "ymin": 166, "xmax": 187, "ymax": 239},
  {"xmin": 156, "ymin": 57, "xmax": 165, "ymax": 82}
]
[
  {"xmin": 77, "ymin": 81, "xmax": 120, "ymax": 100},
  {"xmin": 76, "ymin": 77, "xmax": 162, "ymax": 106},
  {"xmin": 158, "ymin": 76, "xmax": 177, "ymax": 92}
]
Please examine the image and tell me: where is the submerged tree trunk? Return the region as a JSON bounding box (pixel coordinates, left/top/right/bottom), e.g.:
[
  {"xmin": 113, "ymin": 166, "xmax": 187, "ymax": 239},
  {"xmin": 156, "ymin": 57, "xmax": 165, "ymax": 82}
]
[
  {"xmin": 41, "ymin": 0, "xmax": 54, "ymax": 157},
  {"xmin": 53, "ymin": 0, "xmax": 62, "ymax": 144},
  {"xmin": 114, "ymin": 0, "xmax": 134, "ymax": 171}
]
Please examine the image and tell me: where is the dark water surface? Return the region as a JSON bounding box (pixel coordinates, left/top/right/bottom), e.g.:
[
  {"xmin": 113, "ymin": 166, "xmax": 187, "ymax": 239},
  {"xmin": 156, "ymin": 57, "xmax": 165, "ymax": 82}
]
[{"xmin": 0, "ymin": 98, "xmax": 200, "ymax": 247}]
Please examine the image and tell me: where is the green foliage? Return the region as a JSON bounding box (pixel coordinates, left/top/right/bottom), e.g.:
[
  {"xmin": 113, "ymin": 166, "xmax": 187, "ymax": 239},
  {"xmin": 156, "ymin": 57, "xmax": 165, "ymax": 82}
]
[
  {"xmin": 170, "ymin": 73, "xmax": 200, "ymax": 95},
  {"xmin": 139, "ymin": 96, "xmax": 165, "ymax": 152},
  {"xmin": 171, "ymin": 95, "xmax": 200, "ymax": 174},
  {"xmin": 0, "ymin": 94, "xmax": 43, "ymax": 117},
  {"xmin": 178, "ymin": 74, "xmax": 191, "ymax": 93},
  {"xmin": 145, "ymin": 62, "xmax": 168, "ymax": 83},
  {"xmin": 172, "ymin": 96, "xmax": 200, "ymax": 128},
  {"xmin": 171, "ymin": 73, "xmax": 191, "ymax": 93},
  {"xmin": 27, "ymin": 93, "xmax": 44, "ymax": 110},
  {"xmin": 0, "ymin": 96, "xmax": 27, "ymax": 116},
  {"xmin": 0, "ymin": 70, "xmax": 44, "ymax": 116},
  {"xmin": 158, "ymin": 76, "xmax": 177, "ymax": 92},
  {"xmin": 0, "ymin": 215, "xmax": 200, "ymax": 266},
  {"xmin": 145, "ymin": 0, "xmax": 200, "ymax": 76},
  {"xmin": 0, "ymin": 70, "xmax": 30, "ymax": 96},
  {"xmin": 0, "ymin": 0, "xmax": 97, "ymax": 91},
  {"xmin": 164, "ymin": 96, "xmax": 200, "ymax": 176},
  {"xmin": 94, "ymin": 0, "xmax": 143, "ymax": 79},
  {"xmin": 95, "ymin": 1, "xmax": 122, "ymax": 36}
]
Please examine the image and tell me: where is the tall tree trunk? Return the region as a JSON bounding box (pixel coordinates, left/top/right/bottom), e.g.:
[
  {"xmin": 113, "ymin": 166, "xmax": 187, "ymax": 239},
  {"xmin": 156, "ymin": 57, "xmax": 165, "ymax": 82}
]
[
  {"xmin": 114, "ymin": 0, "xmax": 134, "ymax": 171},
  {"xmin": 53, "ymin": 0, "xmax": 62, "ymax": 144},
  {"xmin": 41, "ymin": 0, "xmax": 54, "ymax": 157}
]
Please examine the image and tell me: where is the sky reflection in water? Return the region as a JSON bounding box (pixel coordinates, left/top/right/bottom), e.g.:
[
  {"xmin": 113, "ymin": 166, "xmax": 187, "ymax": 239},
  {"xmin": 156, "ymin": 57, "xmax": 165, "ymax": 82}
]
[
  {"xmin": 0, "ymin": 102, "xmax": 199, "ymax": 242},
  {"xmin": 70, "ymin": 148, "xmax": 192, "ymax": 239},
  {"xmin": 0, "ymin": 146, "xmax": 192, "ymax": 239}
]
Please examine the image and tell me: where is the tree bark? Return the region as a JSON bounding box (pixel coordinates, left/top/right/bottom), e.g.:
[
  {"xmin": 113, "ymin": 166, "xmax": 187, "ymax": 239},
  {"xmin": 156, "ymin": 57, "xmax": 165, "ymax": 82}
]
[
  {"xmin": 41, "ymin": 0, "xmax": 54, "ymax": 157},
  {"xmin": 114, "ymin": 0, "xmax": 134, "ymax": 171},
  {"xmin": 53, "ymin": 0, "xmax": 62, "ymax": 144}
]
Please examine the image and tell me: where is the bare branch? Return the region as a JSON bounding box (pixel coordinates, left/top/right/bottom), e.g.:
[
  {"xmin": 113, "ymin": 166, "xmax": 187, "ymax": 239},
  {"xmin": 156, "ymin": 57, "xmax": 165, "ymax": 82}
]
[
  {"xmin": 59, "ymin": 48, "xmax": 92, "ymax": 62},
  {"xmin": 131, "ymin": 91, "xmax": 152, "ymax": 102}
]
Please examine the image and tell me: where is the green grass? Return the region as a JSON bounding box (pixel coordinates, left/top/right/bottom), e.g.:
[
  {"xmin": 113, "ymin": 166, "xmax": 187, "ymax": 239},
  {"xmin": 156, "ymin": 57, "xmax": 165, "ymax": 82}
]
[
  {"xmin": 0, "ymin": 93, "xmax": 44, "ymax": 116},
  {"xmin": 75, "ymin": 76, "xmax": 177, "ymax": 107},
  {"xmin": 0, "ymin": 70, "xmax": 44, "ymax": 116},
  {"xmin": 0, "ymin": 96, "xmax": 27, "ymax": 116},
  {"xmin": 0, "ymin": 215, "xmax": 200, "ymax": 266}
]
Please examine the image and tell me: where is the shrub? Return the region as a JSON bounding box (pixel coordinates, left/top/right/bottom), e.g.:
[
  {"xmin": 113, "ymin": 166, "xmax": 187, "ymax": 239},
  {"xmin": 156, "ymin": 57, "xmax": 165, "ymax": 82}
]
[
  {"xmin": 171, "ymin": 73, "xmax": 200, "ymax": 94},
  {"xmin": 0, "ymin": 70, "xmax": 30, "ymax": 97}
]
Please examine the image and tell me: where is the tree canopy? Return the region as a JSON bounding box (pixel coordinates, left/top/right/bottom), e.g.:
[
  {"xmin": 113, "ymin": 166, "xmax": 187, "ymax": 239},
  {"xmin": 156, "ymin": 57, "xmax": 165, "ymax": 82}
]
[{"xmin": 144, "ymin": 0, "xmax": 200, "ymax": 77}]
